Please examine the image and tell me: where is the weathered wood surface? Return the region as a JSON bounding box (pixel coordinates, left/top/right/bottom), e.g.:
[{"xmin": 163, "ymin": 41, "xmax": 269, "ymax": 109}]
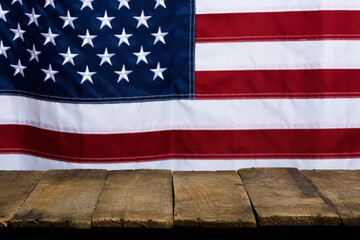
[
  {"xmin": 301, "ymin": 170, "xmax": 360, "ymax": 226},
  {"xmin": 173, "ymin": 171, "xmax": 256, "ymax": 228},
  {"xmin": 238, "ymin": 168, "xmax": 341, "ymax": 226},
  {"xmin": 92, "ymin": 169, "xmax": 173, "ymax": 228},
  {"xmin": 1, "ymin": 168, "xmax": 360, "ymax": 229},
  {"xmin": 0, "ymin": 171, "xmax": 43, "ymax": 227},
  {"xmin": 10, "ymin": 169, "xmax": 107, "ymax": 229}
]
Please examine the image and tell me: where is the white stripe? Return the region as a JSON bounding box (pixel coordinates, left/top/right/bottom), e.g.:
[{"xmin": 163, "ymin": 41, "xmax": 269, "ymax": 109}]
[
  {"xmin": 196, "ymin": 0, "xmax": 360, "ymax": 14},
  {"xmin": 1, "ymin": 96, "xmax": 360, "ymax": 133},
  {"xmin": 0, "ymin": 154, "xmax": 359, "ymax": 170},
  {"xmin": 195, "ymin": 40, "xmax": 360, "ymax": 71}
]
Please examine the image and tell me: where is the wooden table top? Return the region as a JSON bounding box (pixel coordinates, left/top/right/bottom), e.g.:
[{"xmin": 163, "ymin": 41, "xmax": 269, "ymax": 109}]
[{"xmin": 1, "ymin": 168, "xmax": 359, "ymax": 229}]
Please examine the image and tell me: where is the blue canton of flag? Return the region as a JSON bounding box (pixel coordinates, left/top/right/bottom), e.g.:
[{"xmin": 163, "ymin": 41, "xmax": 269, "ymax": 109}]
[{"xmin": 0, "ymin": 0, "xmax": 195, "ymax": 102}]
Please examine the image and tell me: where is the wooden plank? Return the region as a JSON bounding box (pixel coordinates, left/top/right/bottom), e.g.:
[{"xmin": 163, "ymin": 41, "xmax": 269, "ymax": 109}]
[
  {"xmin": 173, "ymin": 171, "xmax": 256, "ymax": 228},
  {"xmin": 0, "ymin": 171, "xmax": 43, "ymax": 227},
  {"xmin": 301, "ymin": 170, "xmax": 360, "ymax": 226},
  {"xmin": 10, "ymin": 169, "xmax": 107, "ymax": 229},
  {"xmin": 92, "ymin": 169, "xmax": 173, "ymax": 228},
  {"xmin": 238, "ymin": 168, "xmax": 341, "ymax": 226}
]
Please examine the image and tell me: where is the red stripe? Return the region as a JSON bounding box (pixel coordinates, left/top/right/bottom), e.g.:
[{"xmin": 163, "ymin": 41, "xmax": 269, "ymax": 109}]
[
  {"xmin": 1, "ymin": 125, "xmax": 360, "ymax": 163},
  {"xmin": 196, "ymin": 10, "xmax": 360, "ymax": 42},
  {"xmin": 195, "ymin": 69, "xmax": 360, "ymax": 99}
]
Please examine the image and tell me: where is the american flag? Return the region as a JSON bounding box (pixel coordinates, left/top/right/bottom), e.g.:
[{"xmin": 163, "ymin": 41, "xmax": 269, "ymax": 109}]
[{"xmin": 0, "ymin": 0, "xmax": 360, "ymax": 170}]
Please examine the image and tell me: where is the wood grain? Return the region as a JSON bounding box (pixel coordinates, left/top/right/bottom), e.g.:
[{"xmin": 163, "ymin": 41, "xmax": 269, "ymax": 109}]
[
  {"xmin": 0, "ymin": 171, "xmax": 43, "ymax": 227},
  {"xmin": 173, "ymin": 171, "xmax": 256, "ymax": 228},
  {"xmin": 92, "ymin": 169, "xmax": 173, "ymax": 228},
  {"xmin": 239, "ymin": 168, "xmax": 341, "ymax": 226},
  {"xmin": 302, "ymin": 170, "xmax": 360, "ymax": 226},
  {"xmin": 10, "ymin": 169, "xmax": 107, "ymax": 229}
]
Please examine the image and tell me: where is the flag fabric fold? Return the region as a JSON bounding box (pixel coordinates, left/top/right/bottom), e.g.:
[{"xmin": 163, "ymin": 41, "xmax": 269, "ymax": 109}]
[{"xmin": 0, "ymin": 0, "xmax": 360, "ymax": 170}]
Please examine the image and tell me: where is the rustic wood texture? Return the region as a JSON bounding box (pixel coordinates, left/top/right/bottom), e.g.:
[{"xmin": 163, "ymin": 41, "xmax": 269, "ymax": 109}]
[
  {"xmin": 10, "ymin": 169, "xmax": 107, "ymax": 229},
  {"xmin": 173, "ymin": 171, "xmax": 256, "ymax": 228},
  {"xmin": 2, "ymin": 168, "xmax": 360, "ymax": 229},
  {"xmin": 92, "ymin": 169, "xmax": 173, "ymax": 228},
  {"xmin": 238, "ymin": 168, "xmax": 341, "ymax": 226},
  {"xmin": 0, "ymin": 171, "xmax": 43, "ymax": 227},
  {"xmin": 301, "ymin": 170, "xmax": 360, "ymax": 226}
]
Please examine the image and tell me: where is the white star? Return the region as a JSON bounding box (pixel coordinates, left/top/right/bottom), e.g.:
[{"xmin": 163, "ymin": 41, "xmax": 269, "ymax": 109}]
[
  {"xmin": 80, "ymin": 0, "xmax": 94, "ymax": 10},
  {"xmin": 60, "ymin": 10, "xmax": 78, "ymax": 29},
  {"xmin": 78, "ymin": 65, "xmax": 96, "ymax": 84},
  {"xmin": 97, "ymin": 48, "xmax": 115, "ymax": 66},
  {"xmin": 115, "ymin": 65, "xmax": 132, "ymax": 82},
  {"xmin": 10, "ymin": 23, "xmax": 26, "ymax": 41},
  {"xmin": 0, "ymin": 41, "xmax": 10, "ymax": 58},
  {"xmin": 42, "ymin": 64, "xmax": 58, "ymax": 82},
  {"xmin": 0, "ymin": 4, "xmax": 9, "ymax": 22},
  {"xmin": 118, "ymin": 0, "xmax": 130, "ymax": 9},
  {"xmin": 11, "ymin": 0, "xmax": 23, "ymax": 5},
  {"xmin": 133, "ymin": 46, "xmax": 150, "ymax": 64},
  {"xmin": 78, "ymin": 29, "xmax": 97, "ymax": 47},
  {"xmin": 152, "ymin": 27, "xmax": 168, "ymax": 44},
  {"xmin": 133, "ymin": 11, "xmax": 151, "ymax": 28},
  {"xmin": 115, "ymin": 28, "xmax": 132, "ymax": 46},
  {"xmin": 97, "ymin": 11, "xmax": 115, "ymax": 29},
  {"xmin": 44, "ymin": 0, "xmax": 55, "ymax": 8},
  {"xmin": 154, "ymin": 0, "xmax": 166, "ymax": 9},
  {"xmin": 10, "ymin": 59, "xmax": 26, "ymax": 77},
  {"xmin": 25, "ymin": 8, "xmax": 41, "ymax": 26},
  {"xmin": 41, "ymin": 27, "xmax": 59, "ymax": 46},
  {"xmin": 150, "ymin": 62, "xmax": 167, "ymax": 80},
  {"xmin": 26, "ymin": 44, "xmax": 41, "ymax": 62},
  {"xmin": 59, "ymin": 47, "xmax": 78, "ymax": 65}
]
